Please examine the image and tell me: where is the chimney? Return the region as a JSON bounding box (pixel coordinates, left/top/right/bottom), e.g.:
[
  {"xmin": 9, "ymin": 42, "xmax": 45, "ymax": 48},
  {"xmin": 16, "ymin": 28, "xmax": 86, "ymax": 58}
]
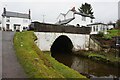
[
  {"xmin": 3, "ymin": 7, "xmax": 6, "ymax": 16},
  {"xmin": 29, "ymin": 9, "xmax": 31, "ymax": 19},
  {"xmin": 71, "ymin": 7, "xmax": 76, "ymax": 12}
]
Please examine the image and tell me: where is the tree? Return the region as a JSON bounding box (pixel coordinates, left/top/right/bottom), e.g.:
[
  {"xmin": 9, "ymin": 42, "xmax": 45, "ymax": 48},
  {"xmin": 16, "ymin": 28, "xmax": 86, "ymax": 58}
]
[{"xmin": 78, "ymin": 3, "xmax": 94, "ymax": 16}]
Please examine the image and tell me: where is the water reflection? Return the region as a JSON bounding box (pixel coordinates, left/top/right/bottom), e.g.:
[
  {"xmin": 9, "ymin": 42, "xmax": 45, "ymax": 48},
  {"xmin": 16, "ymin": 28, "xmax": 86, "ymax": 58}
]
[
  {"xmin": 52, "ymin": 53, "xmax": 73, "ymax": 67},
  {"xmin": 52, "ymin": 53, "xmax": 120, "ymax": 78}
]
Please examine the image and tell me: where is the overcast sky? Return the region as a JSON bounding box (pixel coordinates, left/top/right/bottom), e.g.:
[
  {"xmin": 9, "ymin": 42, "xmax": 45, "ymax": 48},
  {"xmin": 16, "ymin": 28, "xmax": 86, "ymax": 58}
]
[{"xmin": 0, "ymin": 0, "xmax": 119, "ymax": 24}]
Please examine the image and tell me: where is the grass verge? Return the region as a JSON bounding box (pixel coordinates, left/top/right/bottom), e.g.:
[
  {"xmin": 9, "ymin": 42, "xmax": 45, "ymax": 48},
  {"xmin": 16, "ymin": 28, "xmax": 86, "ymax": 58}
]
[
  {"xmin": 104, "ymin": 29, "xmax": 120, "ymax": 39},
  {"xmin": 74, "ymin": 50, "xmax": 120, "ymax": 67},
  {"xmin": 13, "ymin": 31, "xmax": 87, "ymax": 78}
]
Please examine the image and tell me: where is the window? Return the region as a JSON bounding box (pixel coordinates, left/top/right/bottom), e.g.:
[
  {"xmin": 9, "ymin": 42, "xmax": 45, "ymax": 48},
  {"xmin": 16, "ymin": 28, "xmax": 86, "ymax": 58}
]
[
  {"xmin": 103, "ymin": 26, "xmax": 105, "ymax": 31},
  {"xmin": 14, "ymin": 24, "xmax": 20, "ymax": 31},
  {"xmin": 100, "ymin": 26, "xmax": 102, "ymax": 31},
  {"xmin": 6, "ymin": 24, "xmax": 10, "ymax": 30},
  {"xmin": 91, "ymin": 19, "xmax": 93, "ymax": 23},
  {"xmin": 93, "ymin": 26, "xmax": 95, "ymax": 31},
  {"xmin": 96, "ymin": 26, "xmax": 98, "ymax": 31},
  {"xmin": 14, "ymin": 26, "xmax": 16, "ymax": 30},
  {"xmin": 82, "ymin": 16, "xmax": 86, "ymax": 21},
  {"xmin": 6, "ymin": 17, "xmax": 10, "ymax": 22}
]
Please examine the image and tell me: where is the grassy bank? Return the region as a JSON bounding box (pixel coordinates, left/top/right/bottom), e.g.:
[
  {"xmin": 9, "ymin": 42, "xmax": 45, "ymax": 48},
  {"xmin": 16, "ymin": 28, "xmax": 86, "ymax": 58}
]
[
  {"xmin": 13, "ymin": 31, "xmax": 87, "ymax": 78},
  {"xmin": 104, "ymin": 29, "xmax": 120, "ymax": 39},
  {"xmin": 74, "ymin": 50, "xmax": 120, "ymax": 67}
]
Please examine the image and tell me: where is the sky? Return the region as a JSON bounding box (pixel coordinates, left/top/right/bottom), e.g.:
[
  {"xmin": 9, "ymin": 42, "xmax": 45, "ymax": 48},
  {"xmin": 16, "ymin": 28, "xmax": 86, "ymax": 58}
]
[{"xmin": 0, "ymin": 0, "xmax": 119, "ymax": 24}]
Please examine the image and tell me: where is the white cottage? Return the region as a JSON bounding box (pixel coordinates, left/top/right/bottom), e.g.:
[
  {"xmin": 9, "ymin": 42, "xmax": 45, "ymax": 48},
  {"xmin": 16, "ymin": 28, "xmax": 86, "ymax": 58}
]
[
  {"xmin": 87, "ymin": 23, "xmax": 115, "ymax": 34},
  {"xmin": 107, "ymin": 23, "xmax": 114, "ymax": 30},
  {"xmin": 56, "ymin": 7, "xmax": 95, "ymax": 27},
  {"xmin": 87, "ymin": 23, "xmax": 108, "ymax": 34},
  {"xmin": 2, "ymin": 8, "xmax": 31, "ymax": 32}
]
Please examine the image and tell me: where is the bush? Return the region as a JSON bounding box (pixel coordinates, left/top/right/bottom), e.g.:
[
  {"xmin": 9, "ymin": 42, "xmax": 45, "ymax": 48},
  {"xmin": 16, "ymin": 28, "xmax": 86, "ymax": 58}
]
[{"xmin": 97, "ymin": 31, "xmax": 104, "ymax": 37}]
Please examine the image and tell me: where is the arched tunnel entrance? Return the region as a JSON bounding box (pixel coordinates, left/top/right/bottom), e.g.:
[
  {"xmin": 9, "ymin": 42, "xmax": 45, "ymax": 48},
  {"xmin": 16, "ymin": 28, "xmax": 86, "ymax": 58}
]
[
  {"xmin": 50, "ymin": 35, "xmax": 73, "ymax": 56},
  {"xmin": 50, "ymin": 35, "xmax": 74, "ymax": 66}
]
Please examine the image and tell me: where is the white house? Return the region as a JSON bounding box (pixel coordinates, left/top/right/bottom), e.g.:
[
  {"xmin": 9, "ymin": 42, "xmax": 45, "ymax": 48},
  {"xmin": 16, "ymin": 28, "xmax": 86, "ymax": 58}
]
[
  {"xmin": 56, "ymin": 7, "xmax": 95, "ymax": 27},
  {"xmin": 1, "ymin": 8, "xmax": 31, "ymax": 32},
  {"xmin": 87, "ymin": 23, "xmax": 115, "ymax": 34},
  {"xmin": 107, "ymin": 23, "xmax": 114, "ymax": 30}
]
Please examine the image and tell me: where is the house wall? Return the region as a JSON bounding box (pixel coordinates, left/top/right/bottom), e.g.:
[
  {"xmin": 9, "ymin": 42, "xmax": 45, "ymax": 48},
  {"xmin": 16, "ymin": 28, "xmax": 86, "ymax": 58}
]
[
  {"xmin": 57, "ymin": 14, "xmax": 65, "ymax": 21},
  {"xmin": 2, "ymin": 17, "xmax": 6, "ymax": 30},
  {"xmin": 68, "ymin": 14, "xmax": 94, "ymax": 27},
  {"xmin": 57, "ymin": 10, "xmax": 94, "ymax": 27},
  {"xmin": 65, "ymin": 10, "xmax": 74, "ymax": 19},
  {"xmin": 34, "ymin": 32, "xmax": 90, "ymax": 51},
  {"xmin": 108, "ymin": 25, "xmax": 114, "ymax": 30},
  {"xmin": 88, "ymin": 24, "xmax": 108, "ymax": 34},
  {"xmin": 2, "ymin": 16, "xmax": 30, "ymax": 31}
]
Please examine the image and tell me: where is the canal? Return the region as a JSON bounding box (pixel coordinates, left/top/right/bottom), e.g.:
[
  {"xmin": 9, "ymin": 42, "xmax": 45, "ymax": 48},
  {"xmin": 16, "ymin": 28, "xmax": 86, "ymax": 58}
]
[
  {"xmin": 51, "ymin": 52, "xmax": 120, "ymax": 78},
  {"xmin": 50, "ymin": 34, "xmax": 120, "ymax": 78}
]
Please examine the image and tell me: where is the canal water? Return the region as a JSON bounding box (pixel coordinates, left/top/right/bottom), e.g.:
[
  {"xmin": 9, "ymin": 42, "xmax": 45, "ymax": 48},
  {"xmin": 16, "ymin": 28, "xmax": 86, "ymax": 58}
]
[{"xmin": 52, "ymin": 53, "xmax": 120, "ymax": 78}]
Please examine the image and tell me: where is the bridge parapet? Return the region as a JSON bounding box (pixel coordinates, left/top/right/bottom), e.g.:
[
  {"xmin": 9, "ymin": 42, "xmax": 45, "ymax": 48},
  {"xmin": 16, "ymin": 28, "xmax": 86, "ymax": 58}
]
[{"xmin": 32, "ymin": 22, "xmax": 91, "ymax": 34}]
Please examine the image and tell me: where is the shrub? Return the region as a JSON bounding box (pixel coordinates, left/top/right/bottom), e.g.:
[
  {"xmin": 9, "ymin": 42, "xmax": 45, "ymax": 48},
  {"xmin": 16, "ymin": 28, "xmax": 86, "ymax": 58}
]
[{"xmin": 97, "ymin": 31, "xmax": 104, "ymax": 37}]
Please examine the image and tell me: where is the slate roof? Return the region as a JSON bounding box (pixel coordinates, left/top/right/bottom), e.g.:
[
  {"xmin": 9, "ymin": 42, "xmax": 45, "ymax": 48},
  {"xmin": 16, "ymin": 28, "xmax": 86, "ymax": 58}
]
[
  {"xmin": 2, "ymin": 11, "xmax": 30, "ymax": 19},
  {"xmin": 56, "ymin": 17, "xmax": 75, "ymax": 25},
  {"xmin": 74, "ymin": 12, "xmax": 95, "ymax": 19},
  {"xmin": 87, "ymin": 23, "xmax": 107, "ymax": 26}
]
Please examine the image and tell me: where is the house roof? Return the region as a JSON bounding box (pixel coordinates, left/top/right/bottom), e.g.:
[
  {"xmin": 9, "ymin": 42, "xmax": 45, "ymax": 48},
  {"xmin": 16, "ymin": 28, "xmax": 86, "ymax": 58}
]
[
  {"xmin": 87, "ymin": 23, "xmax": 107, "ymax": 26},
  {"xmin": 56, "ymin": 7, "xmax": 95, "ymax": 25},
  {"xmin": 69, "ymin": 7, "xmax": 95, "ymax": 19},
  {"xmin": 56, "ymin": 17, "xmax": 75, "ymax": 25},
  {"xmin": 2, "ymin": 8, "xmax": 30, "ymax": 19},
  {"xmin": 74, "ymin": 12, "xmax": 95, "ymax": 19},
  {"xmin": 2, "ymin": 11, "xmax": 30, "ymax": 19}
]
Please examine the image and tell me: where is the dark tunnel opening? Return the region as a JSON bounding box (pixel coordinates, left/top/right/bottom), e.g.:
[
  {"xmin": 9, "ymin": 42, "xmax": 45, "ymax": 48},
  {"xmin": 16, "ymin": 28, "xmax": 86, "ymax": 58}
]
[{"xmin": 50, "ymin": 35, "xmax": 73, "ymax": 56}]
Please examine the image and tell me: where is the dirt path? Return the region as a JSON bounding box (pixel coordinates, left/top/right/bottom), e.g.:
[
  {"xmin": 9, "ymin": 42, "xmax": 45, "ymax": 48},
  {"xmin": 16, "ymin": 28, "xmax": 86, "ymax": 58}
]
[{"xmin": 2, "ymin": 31, "xmax": 27, "ymax": 78}]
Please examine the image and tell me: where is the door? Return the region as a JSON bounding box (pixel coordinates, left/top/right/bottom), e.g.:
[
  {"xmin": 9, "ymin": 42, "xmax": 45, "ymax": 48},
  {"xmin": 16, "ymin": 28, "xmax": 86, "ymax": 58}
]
[{"xmin": 14, "ymin": 24, "xmax": 20, "ymax": 31}]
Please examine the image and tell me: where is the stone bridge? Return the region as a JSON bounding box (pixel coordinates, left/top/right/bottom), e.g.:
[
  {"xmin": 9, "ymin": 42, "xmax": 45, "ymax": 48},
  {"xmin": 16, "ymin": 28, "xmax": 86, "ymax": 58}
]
[{"xmin": 32, "ymin": 22, "xmax": 91, "ymax": 53}]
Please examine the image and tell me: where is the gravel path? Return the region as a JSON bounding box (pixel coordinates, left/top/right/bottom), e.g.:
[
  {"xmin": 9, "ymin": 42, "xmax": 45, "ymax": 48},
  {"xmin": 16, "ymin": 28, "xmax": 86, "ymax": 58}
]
[{"xmin": 2, "ymin": 31, "xmax": 27, "ymax": 78}]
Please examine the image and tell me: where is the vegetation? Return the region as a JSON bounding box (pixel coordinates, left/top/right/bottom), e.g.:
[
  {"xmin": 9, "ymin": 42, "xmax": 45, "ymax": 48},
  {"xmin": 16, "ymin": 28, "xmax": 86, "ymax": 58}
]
[
  {"xmin": 103, "ymin": 29, "xmax": 120, "ymax": 40},
  {"xmin": 88, "ymin": 29, "xmax": 120, "ymax": 64},
  {"xmin": 13, "ymin": 31, "xmax": 87, "ymax": 78},
  {"xmin": 75, "ymin": 50, "xmax": 120, "ymax": 67},
  {"xmin": 78, "ymin": 3, "xmax": 94, "ymax": 16}
]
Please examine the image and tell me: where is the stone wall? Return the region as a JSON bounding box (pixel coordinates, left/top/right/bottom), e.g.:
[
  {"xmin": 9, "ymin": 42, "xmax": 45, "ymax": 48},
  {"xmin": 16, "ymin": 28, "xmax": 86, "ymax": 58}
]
[
  {"xmin": 89, "ymin": 36, "xmax": 102, "ymax": 51},
  {"xmin": 34, "ymin": 32, "xmax": 90, "ymax": 51}
]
